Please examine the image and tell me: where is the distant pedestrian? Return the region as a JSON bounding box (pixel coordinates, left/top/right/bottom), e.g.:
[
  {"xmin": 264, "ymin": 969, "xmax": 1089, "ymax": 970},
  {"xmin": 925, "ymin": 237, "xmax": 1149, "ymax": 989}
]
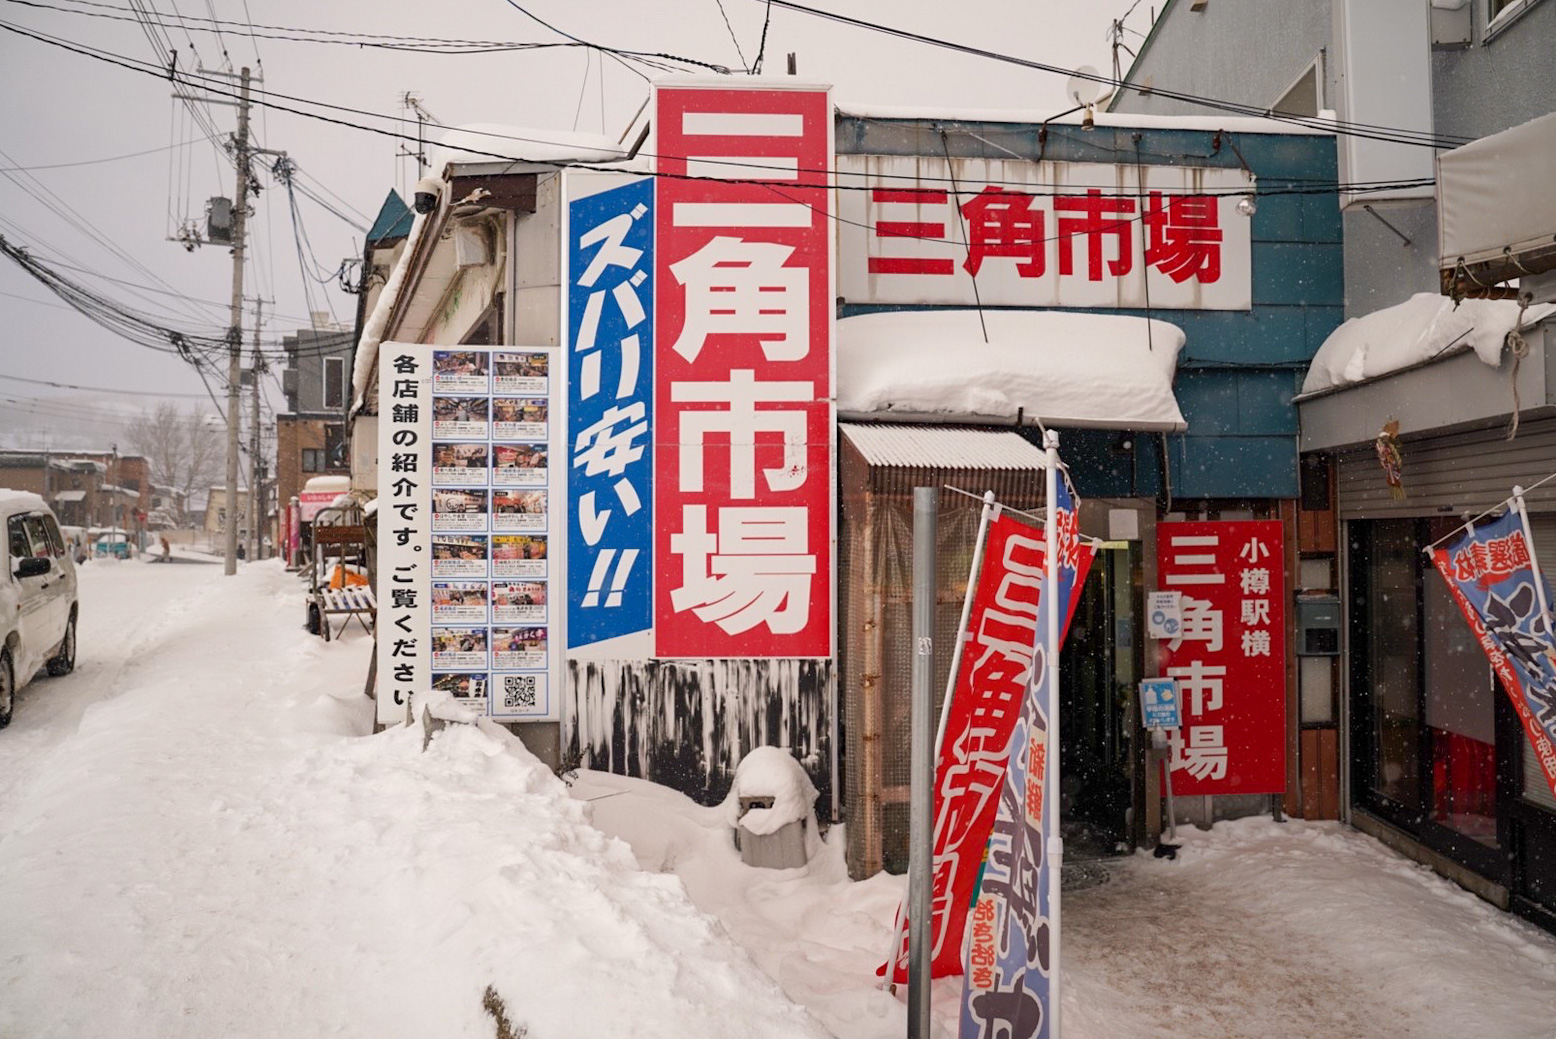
[{"xmin": 159, "ymin": 535, "xmax": 171, "ymax": 563}]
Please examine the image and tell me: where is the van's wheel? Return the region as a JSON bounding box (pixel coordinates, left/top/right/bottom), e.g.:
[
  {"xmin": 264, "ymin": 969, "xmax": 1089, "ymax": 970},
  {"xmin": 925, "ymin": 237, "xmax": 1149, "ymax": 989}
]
[
  {"xmin": 47, "ymin": 612, "xmax": 76, "ymax": 676},
  {"xmin": 0, "ymin": 649, "xmax": 14, "ymax": 730}
]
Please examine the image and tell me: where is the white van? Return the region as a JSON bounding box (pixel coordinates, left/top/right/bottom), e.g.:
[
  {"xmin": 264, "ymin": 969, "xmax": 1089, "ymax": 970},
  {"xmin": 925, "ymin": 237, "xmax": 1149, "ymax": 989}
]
[{"xmin": 1, "ymin": 491, "xmax": 79, "ymax": 728}]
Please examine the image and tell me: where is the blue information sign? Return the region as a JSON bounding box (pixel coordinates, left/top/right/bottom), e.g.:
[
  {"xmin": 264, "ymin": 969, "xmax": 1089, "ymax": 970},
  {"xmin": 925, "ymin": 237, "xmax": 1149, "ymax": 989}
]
[{"xmin": 1140, "ymin": 677, "xmax": 1183, "ymax": 730}]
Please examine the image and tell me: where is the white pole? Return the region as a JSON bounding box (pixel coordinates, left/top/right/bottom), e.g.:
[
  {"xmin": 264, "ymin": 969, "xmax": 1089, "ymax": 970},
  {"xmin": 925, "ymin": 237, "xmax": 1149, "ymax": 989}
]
[
  {"xmin": 1044, "ymin": 429, "xmax": 1063, "ymax": 1039},
  {"xmin": 881, "ymin": 489, "xmax": 999, "ymax": 991},
  {"xmin": 908, "ymin": 487, "xmax": 937, "ymax": 1039},
  {"xmin": 1513, "ymin": 486, "xmax": 1555, "ymax": 637}
]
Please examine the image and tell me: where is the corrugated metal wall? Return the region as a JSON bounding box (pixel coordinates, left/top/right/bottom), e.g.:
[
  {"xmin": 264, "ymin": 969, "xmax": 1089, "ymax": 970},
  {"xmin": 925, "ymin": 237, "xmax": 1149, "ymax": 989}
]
[
  {"xmin": 1337, "ymin": 415, "xmax": 1556, "ymax": 520},
  {"xmin": 839, "ymin": 437, "xmax": 1045, "ymax": 878}
]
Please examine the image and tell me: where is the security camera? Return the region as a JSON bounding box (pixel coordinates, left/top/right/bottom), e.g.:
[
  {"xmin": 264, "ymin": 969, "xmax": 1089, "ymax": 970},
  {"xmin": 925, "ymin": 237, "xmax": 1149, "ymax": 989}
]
[{"xmin": 413, "ymin": 176, "xmax": 442, "ymax": 215}]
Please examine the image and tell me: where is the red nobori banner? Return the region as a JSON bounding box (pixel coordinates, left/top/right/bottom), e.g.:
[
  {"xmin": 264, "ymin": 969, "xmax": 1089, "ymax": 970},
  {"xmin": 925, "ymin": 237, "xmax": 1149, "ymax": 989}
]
[
  {"xmin": 653, "ymin": 83, "xmax": 834, "ymax": 658},
  {"xmin": 886, "ymin": 509, "xmax": 1094, "ymax": 982},
  {"xmin": 1156, "ymin": 520, "xmax": 1286, "ymax": 795}
]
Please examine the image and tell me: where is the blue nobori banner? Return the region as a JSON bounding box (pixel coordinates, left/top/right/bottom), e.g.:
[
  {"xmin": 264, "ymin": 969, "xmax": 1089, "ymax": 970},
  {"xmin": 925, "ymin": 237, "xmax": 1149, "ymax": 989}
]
[
  {"xmin": 567, "ymin": 176, "xmax": 655, "ymax": 650},
  {"xmin": 1429, "ymin": 508, "xmax": 1556, "ymax": 800}
]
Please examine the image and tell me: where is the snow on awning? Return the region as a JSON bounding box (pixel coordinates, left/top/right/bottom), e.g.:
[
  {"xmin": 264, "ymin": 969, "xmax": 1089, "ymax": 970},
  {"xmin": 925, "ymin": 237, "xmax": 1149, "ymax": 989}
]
[
  {"xmin": 52, "ymin": 490, "xmax": 86, "ymax": 502},
  {"xmin": 836, "ymin": 309, "xmax": 1187, "ymax": 431},
  {"xmin": 1299, "ymin": 292, "xmax": 1555, "ymax": 396},
  {"xmin": 840, "ymin": 423, "xmax": 1049, "ymax": 470}
]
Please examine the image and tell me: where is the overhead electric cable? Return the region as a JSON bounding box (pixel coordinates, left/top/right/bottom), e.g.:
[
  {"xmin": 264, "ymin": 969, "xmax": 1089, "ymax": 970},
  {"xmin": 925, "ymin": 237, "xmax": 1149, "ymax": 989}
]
[{"xmin": 747, "ymin": 0, "xmax": 1469, "ymax": 148}]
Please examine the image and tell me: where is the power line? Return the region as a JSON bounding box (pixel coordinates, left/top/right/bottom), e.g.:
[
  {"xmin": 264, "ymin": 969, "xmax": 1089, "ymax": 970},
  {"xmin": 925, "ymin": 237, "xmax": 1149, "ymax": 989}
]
[
  {"xmin": 0, "ymin": 139, "xmax": 190, "ymax": 172},
  {"xmin": 743, "ymin": 0, "xmax": 1471, "ymax": 149},
  {"xmin": 711, "ymin": 0, "xmax": 749, "ymax": 72},
  {"xmin": 6, "ymin": 0, "xmax": 733, "ymax": 69},
  {"xmin": 0, "ymin": 371, "xmax": 213, "ymax": 397},
  {"xmin": 3, "ymin": 22, "xmax": 1429, "ymax": 200}
]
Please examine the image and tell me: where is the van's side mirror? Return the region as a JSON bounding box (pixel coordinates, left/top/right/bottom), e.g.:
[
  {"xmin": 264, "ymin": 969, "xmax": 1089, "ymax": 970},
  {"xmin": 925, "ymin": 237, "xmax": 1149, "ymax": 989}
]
[{"xmin": 14, "ymin": 556, "xmax": 50, "ymax": 579}]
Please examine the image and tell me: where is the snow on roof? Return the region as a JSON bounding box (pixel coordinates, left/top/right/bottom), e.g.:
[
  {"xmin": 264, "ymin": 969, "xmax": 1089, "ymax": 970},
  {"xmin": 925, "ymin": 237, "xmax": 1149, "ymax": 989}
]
[
  {"xmin": 429, "ymin": 124, "xmax": 627, "ymax": 172},
  {"xmin": 840, "ymin": 422, "xmax": 1049, "ymax": 469},
  {"xmin": 835, "ymin": 101, "xmax": 1333, "ymax": 137},
  {"xmin": 837, "ymin": 309, "xmax": 1187, "ymax": 431},
  {"xmin": 1300, "ymin": 293, "xmax": 1556, "ymax": 395},
  {"xmin": 52, "ymin": 490, "xmax": 86, "ymax": 502},
  {"xmin": 0, "ymin": 489, "xmax": 48, "ymax": 514}
]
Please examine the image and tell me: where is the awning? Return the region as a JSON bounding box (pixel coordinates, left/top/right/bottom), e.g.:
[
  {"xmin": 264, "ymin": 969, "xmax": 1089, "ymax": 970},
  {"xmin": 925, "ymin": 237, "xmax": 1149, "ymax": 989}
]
[
  {"xmin": 52, "ymin": 490, "xmax": 86, "ymax": 502},
  {"xmin": 840, "ymin": 423, "xmax": 1048, "ymax": 470},
  {"xmin": 837, "ymin": 309, "xmax": 1187, "ymax": 431}
]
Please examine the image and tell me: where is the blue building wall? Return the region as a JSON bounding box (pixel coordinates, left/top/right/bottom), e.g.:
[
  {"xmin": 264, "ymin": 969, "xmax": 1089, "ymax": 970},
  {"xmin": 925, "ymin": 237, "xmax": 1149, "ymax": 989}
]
[{"xmin": 835, "ymin": 116, "xmax": 1342, "ymax": 500}]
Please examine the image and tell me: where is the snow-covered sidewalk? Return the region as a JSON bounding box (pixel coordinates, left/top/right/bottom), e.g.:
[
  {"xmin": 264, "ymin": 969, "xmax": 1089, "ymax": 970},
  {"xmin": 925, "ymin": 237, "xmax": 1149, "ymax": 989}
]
[
  {"xmin": 2, "ymin": 560, "xmax": 1554, "ymax": 1038},
  {"xmin": 0, "ymin": 561, "xmax": 824, "ymax": 1039}
]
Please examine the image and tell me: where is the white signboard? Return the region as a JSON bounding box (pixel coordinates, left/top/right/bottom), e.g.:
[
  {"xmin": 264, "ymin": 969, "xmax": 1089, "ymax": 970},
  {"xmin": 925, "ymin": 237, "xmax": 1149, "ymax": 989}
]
[
  {"xmin": 1147, "ymin": 589, "xmax": 1183, "ymax": 640},
  {"xmin": 377, "ymin": 344, "xmax": 565, "ymax": 726},
  {"xmin": 837, "ymin": 155, "xmax": 1253, "ymax": 310}
]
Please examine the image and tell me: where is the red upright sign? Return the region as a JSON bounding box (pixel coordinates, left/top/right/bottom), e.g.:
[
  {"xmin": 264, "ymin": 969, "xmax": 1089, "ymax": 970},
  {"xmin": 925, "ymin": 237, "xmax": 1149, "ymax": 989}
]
[
  {"xmin": 654, "ymin": 83, "xmax": 833, "ymax": 658},
  {"xmin": 1156, "ymin": 520, "xmax": 1286, "ymax": 795}
]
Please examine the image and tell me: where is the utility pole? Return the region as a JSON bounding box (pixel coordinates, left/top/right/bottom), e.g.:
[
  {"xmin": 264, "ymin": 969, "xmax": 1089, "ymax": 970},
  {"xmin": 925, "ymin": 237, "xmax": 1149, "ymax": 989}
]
[
  {"xmin": 224, "ymin": 66, "xmax": 252, "ymax": 576},
  {"xmin": 248, "ymin": 296, "xmax": 265, "ymax": 561}
]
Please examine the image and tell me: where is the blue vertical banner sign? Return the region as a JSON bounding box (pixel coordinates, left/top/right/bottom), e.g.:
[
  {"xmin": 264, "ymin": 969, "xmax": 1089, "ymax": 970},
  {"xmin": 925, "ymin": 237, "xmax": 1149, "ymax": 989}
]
[
  {"xmin": 1429, "ymin": 508, "xmax": 1556, "ymax": 799},
  {"xmin": 567, "ymin": 178, "xmax": 654, "ymax": 648},
  {"xmin": 960, "ymin": 477, "xmax": 1084, "ymax": 1039}
]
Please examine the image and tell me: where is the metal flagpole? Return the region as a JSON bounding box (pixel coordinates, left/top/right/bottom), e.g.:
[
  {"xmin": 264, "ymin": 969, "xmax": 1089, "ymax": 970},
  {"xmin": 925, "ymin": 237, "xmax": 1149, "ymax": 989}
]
[
  {"xmin": 1513, "ymin": 485, "xmax": 1556, "ymax": 637},
  {"xmin": 908, "ymin": 486, "xmax": 937, "ymax": 1039},
  {"xmin": 1044, "ymin": 429, "xmax": 1063, "ymax": 1039},
  {"xmin": 881, "ymin": 490, "xmax": 998, "ymax": 991}
]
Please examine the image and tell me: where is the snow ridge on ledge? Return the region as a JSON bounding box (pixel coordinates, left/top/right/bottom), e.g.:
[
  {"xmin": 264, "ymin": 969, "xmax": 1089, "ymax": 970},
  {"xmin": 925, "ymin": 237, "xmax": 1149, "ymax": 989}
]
[
  {"xmin": 1302, "ymin": 292, "xmax": 1555, "ymax": 394},
  {"xmin": 837, "ymin": 308, "xmax": 1188, "ymax": 431}
]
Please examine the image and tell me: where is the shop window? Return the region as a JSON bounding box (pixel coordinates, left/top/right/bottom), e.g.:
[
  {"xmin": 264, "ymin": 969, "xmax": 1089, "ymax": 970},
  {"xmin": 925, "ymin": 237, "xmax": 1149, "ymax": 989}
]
[
  {"xmin": 323, "ymin": 357, "xmax": 345, "ymax": 409},
  {"xmin": 1487, "ymin": 0, "xmax": 1544, "ymax": 39},
  {"xmin": 323, "ymin": 424, "xmax": 345, "ymax": 469},
  {"xmin": 302, "ymin": 449, "xmax": 323, "ymax": 473},
  {"xmin": 1359, "ymin": 520, "xmax": 1421, "ymax": 808},
  {"xmin": 1424, "ymin": 571, "xmax": 1497, "ymax": 845},
  {"xmin": 1271, "ymin": 54, "xmax": 1324, "ymax": 118}
]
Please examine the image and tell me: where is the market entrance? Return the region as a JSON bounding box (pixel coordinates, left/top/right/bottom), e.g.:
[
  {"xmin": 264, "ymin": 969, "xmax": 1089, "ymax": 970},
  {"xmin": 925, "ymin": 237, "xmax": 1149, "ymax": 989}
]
[{"xmin": 1060, "ymin": 542, "xmax": 1141, "ymax": 858}]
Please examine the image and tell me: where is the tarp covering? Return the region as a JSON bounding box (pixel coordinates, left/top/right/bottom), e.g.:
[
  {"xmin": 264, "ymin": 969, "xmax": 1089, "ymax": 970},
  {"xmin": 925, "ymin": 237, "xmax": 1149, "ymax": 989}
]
[{"xmin": 1438, "ymin": 110, "xmax": 1556, "ymax": 269}]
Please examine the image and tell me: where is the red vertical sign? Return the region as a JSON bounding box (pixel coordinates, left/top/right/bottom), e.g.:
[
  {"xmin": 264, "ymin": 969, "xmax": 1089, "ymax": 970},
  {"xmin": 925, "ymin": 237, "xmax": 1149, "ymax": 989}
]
[
  {"xmin": 654, "ymin": 84, "xmax": 833, "ymax": 658},
  {"xmin": 1156, "ymin": 520, "xmax": 1286, "ymax": 795}
]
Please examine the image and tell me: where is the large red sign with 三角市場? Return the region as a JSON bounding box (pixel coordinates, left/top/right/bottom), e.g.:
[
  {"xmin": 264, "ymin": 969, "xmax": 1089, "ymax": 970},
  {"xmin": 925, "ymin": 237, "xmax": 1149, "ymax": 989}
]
[
  {"xmin": 1156, "ymin": 520, "xmax": 1286, "ymax": 795},
  {"xmin": 653, "ymin": 84, "xmax": 833, "ymax": 658}
]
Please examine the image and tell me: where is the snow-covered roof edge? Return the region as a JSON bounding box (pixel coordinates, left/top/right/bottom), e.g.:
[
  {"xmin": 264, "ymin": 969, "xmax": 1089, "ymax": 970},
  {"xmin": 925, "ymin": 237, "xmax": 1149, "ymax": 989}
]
[
  {"xmin": 835, "ymin": 101, "xmax": 1333, "ymax": 137},
  {"xmin": 350, "ymin": 210, "xmax": 431, "ymax": 415}
]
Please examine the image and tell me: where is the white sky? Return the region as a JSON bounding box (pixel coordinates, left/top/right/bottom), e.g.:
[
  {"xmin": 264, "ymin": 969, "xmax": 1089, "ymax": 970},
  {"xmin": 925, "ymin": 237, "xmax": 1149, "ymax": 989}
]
[{"xmin": 0, "ymin": 0, "xmax": 1140, "ymax": 449}]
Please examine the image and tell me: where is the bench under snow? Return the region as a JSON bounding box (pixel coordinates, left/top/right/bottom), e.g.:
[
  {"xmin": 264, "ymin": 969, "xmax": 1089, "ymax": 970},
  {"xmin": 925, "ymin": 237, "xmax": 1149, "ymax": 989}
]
[{"xmin": 314, "ymin": 585, "xmax": 376, "ymax": 640}]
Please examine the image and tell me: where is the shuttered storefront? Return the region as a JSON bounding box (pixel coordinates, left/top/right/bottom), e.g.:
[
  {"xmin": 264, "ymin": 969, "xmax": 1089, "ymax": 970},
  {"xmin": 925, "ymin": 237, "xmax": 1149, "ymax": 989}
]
[{"xmin": 1337, "ymin": 416, "xmax": 1556, "ymax": 521}]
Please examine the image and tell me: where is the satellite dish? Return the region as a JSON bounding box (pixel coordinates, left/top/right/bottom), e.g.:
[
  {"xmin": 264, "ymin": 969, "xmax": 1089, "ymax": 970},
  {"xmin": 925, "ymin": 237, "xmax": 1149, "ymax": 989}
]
[{"xmin": 1067, "ymin": 66, "xmax": 1111, "ymax": 108}]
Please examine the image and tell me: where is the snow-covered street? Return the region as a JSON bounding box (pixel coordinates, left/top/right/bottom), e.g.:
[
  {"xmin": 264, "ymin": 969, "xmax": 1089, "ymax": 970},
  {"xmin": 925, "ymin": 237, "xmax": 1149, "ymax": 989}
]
[{"xmin": 2, "ymin": 560, "xmax": 1555, "ymax": 1038}]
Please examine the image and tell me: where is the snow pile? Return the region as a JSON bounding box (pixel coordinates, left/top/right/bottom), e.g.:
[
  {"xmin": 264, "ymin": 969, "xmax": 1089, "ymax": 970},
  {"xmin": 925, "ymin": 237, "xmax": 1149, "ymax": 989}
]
[
  {"xmin": 722, "ymin": 745, "xmax": 820, "ymax": 837},
  {"xmin": 1302, "ymin": 292, "xmax": 1555, "ymax": 394},
  {"xmin": 837, "ymin": 309, "xmax": 1188, "ymax": 430},
  {"xmin": 6, "ymin": 561, "xmax": 1556, "ymax": 1039}
]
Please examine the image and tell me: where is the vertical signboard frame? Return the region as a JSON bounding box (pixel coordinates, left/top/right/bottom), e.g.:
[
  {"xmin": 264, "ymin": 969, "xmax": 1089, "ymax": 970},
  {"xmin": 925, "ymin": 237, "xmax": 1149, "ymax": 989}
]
[{"xmin": 652, "ymin": 80, "xmax": 836, "ymax": 661}]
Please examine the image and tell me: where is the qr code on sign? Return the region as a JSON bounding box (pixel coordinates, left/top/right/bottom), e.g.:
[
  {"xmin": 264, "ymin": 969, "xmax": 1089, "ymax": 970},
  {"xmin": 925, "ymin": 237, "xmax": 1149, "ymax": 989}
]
[{"xmin": 502, "ymin": 675, "xmax": 538, "ymax": 711}]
